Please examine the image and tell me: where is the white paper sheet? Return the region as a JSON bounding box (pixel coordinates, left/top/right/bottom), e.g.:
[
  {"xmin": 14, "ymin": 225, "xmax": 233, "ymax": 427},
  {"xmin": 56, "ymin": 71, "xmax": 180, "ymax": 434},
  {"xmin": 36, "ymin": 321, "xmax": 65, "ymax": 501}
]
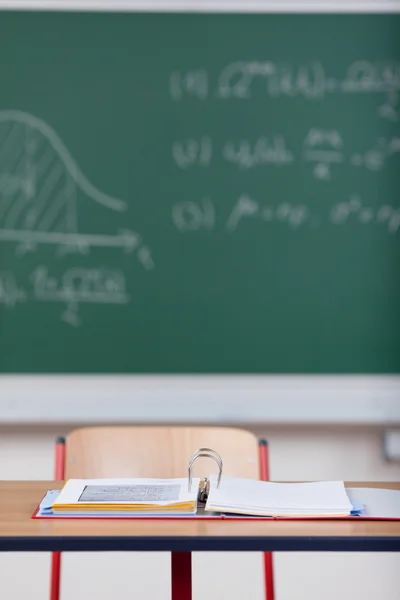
[
  {"xmin": 53, "ymin": 478, "xmax": 200, "ymax": 507},
  {"xmin": 206, "ymin": 476, "xmax": 353, "ymax": 516}
]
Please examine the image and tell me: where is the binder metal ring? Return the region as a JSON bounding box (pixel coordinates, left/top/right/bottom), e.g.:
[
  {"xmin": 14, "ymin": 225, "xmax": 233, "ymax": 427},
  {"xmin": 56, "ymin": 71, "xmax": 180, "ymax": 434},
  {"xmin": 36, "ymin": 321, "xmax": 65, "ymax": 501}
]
[{"xmin": 188, "ymin": 447, "xmax": 223, "ymax": 492}]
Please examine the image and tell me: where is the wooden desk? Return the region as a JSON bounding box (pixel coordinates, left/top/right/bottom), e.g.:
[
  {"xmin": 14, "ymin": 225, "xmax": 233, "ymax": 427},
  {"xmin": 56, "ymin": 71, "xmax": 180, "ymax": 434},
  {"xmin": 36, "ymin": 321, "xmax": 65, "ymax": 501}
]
[{"xmin": 0, "ymin": 481, "xmax": 399, "ymax": 552}]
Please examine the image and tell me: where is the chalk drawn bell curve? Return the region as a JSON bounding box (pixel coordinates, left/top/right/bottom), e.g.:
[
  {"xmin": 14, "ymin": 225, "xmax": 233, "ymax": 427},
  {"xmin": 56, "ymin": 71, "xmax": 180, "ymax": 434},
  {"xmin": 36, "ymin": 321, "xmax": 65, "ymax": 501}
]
[{"xmin": 0, "ymin": 110, "xmax": 150, "ymax": 253}]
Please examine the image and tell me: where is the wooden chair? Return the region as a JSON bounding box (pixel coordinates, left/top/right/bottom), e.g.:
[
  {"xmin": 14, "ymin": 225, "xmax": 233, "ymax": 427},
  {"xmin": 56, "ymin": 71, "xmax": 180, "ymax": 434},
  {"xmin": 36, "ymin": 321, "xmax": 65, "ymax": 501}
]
[{"xmin": 50, "ymin": 426, "xmax": 274, "ymax": 600}]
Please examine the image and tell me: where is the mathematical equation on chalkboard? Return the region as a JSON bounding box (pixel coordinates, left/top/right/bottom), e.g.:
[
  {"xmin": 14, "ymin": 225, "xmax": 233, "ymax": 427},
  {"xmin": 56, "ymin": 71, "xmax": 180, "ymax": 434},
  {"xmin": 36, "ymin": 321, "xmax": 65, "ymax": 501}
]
[
  {"xmin": 169, "ymin": 60, "xmax": 400, "ymax": 181},
  {"xmin": 169, "ymin": 60, "xmax": 400, "ymax": 120},
  {"xmin": 1, "ymin": 59, "xmax": 399, "ymax": 327},
  {"xmin": 169, "ymin": 59, "xmax": 400, "ymax": 235},
  {"xmin": 172, "ymin": 133, "xmax": 400, "ymax": 181},
  {"xmin": 0, "ymin": 266, "xmax": 128, "ymax": 327},
  {"xmin": 0, "ymin": 110, "xmax": 155, "ymax": 325},
  {"xmin": 171, "ymin": 194, "xmax": 400, "ymax": 234}
]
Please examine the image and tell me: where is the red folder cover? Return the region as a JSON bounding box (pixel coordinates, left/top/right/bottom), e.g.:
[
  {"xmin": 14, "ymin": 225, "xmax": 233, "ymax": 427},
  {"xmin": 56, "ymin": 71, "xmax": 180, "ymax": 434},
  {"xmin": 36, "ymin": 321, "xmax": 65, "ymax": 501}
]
[{"xmin": 31, "ymin": 504, "xmax": 400, "ymax": 521}]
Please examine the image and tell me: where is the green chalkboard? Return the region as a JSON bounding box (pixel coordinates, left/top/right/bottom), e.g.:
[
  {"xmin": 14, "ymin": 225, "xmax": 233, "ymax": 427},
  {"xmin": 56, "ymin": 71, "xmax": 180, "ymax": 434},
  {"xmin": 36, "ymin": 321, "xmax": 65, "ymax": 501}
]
[{"xmin": 0, "ymin": 11, "xmax": 399, "ymax": 373}]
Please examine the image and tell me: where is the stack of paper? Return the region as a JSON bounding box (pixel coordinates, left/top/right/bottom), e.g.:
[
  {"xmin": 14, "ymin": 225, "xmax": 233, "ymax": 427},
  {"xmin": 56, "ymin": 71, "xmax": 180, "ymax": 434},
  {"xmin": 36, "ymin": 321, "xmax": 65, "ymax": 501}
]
[
  {"xmin": 46, "ymin": 478, "xmax": 200, "ymax": 517},
  {"xmin": 35, "ymin": 478, "xmax": 400, "ymax": 520},
  {"xmin": 205, "ymin": 476, "xmax": 353, "ymax": 517}
]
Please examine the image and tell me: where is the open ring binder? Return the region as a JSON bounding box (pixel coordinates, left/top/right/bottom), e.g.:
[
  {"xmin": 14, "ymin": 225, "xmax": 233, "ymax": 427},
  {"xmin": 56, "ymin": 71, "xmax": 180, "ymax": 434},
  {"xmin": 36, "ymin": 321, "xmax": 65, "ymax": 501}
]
[{"xmin": 188, "ymin": 447, "xmax": 223, "ymax": 494}]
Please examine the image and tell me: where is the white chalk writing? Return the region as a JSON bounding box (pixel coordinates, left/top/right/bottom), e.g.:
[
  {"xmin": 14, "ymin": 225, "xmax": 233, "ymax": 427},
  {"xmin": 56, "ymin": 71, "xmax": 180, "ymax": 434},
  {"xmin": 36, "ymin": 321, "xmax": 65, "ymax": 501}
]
[
  {"xmin": 171, "ymin": 132, "xmax": 399, "ymax": 180},
  {"xmin": 0, "ymin": 110, "xmax": 154, "ymax": 269},
  {"xmin": 170, "ymin": 60, "xmax": 400, "ymax": 103},
  {"xmin": 223, "ymin": 136, "xmax": 294, "ymax": 169},
  {"xmin": 172, "ymin": 198, "xmax": 215, "ymax": 232},
  {"xmin": 172, "ymin": 196, "xmax": 400, "ymax": 235}
]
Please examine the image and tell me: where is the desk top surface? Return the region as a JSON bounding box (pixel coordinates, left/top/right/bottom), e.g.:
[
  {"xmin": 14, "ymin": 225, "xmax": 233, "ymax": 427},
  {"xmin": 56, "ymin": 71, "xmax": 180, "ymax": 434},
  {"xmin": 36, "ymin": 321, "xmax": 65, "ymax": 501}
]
[{"xmin": 0, "ymin": 481, "xmax": 399, "ymax": 552}]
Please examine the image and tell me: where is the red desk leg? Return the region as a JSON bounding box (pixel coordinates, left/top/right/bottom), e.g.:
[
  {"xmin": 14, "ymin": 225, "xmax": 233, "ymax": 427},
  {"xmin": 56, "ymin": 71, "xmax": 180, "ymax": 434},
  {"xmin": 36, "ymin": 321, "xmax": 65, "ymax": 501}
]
[
  {"xmin": 264, "ymin": 551, "xmax": 275, "ymax": 600},
  {"xmin": 50, "ymin": 553, "xmax": 62, "ymax": 600},
  {"xmin": 171, "ymin": 552, "xmax": 192, "ymax": 600}
]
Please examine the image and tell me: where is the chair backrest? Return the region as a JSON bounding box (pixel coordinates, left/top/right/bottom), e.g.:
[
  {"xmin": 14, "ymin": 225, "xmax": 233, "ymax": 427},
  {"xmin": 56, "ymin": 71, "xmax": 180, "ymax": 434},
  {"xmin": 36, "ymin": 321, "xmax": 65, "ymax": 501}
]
[{"xmin": 64, "ymin": 426, "xmax": 259, "ymax": 480}]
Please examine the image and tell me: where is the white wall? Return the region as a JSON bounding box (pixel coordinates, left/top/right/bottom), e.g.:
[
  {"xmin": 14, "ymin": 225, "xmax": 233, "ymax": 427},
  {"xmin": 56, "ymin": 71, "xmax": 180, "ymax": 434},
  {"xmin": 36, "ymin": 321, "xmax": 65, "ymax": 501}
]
[{"xmin": 1, "ymin": 425, "xmax": 400, "ymax": 600}]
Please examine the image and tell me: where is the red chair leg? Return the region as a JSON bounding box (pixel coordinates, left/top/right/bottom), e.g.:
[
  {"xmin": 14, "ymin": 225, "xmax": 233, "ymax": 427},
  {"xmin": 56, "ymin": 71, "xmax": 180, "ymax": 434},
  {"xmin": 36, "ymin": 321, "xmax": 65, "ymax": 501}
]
[
  {"xmin": 50, "ymin": 437, "xmax": 66, "ymax": 600},
  {"xmin": 259, "ymin": 439, "xmax": 275, "ymax": 600},
  {"xmin": 171, "ymin": 552, "xmax": 192, "ymax": 600}
]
